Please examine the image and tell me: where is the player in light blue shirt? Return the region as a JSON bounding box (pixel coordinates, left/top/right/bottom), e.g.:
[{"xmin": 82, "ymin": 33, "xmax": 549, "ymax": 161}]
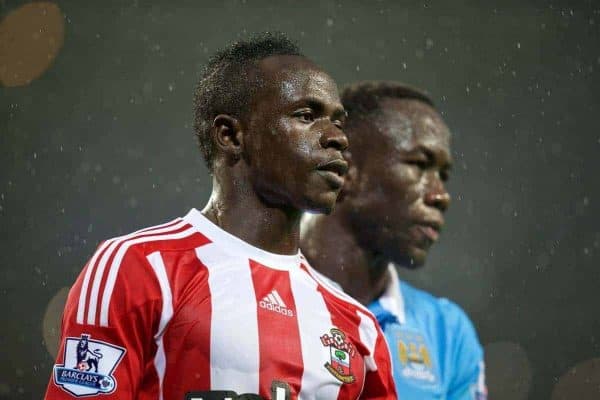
[
  {"xmin": 301, "ymin": 81, "xmax": 487, "ymax": 399},
  {"xmin": 369, "ymin": 265, "xmax": 486, "ymax": 399}
]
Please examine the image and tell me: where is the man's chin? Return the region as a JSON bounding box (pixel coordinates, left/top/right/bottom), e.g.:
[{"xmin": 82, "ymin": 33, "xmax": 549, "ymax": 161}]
[
  {"xmin": 391, "ymin": 247, "xmax": 427, "ymax": 269},
  {"xmin": 303, "ymin": 193, "xmax": 339, "ymax": 215}
]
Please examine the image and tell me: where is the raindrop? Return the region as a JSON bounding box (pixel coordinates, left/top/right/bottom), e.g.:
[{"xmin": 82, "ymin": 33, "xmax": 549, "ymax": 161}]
[{"xmin": 129, "ymin": 196, "xmax": 138, "ymax": 208}]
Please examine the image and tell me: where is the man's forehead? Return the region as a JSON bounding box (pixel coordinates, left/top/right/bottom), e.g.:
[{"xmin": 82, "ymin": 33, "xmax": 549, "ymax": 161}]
[
  {"xmin": 257, "ymin": 55, "xmax": 338, "ymax": 99},
  {"xmin": 280, "ymin": 71, "xmax": 338, "ymax": 99},
  {"xmin": 258, "ymin": 54, "xmax": 322, "ymax": 83},
  {"xmin": 375, "ymin": 98, "xmax": 450, "ymax": 150},
  {"xmin": 258, "ymin": 54, "xmax": 316, "ymax": 72}
]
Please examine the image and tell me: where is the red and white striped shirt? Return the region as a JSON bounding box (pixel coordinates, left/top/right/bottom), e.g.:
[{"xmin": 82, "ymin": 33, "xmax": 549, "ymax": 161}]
[{"xmin": 45, "ymin": 209, "xmax": 397, "ymax": 400}]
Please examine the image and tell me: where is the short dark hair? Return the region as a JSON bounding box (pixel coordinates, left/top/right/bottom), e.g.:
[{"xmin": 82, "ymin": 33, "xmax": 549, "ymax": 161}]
[
  {"xmin": 193, "ymin": 32, "xmax": 302, "ymax": 171},
  {"xmin": 341, "ymin": 81, "xmax": 434, "ymax": 127}
]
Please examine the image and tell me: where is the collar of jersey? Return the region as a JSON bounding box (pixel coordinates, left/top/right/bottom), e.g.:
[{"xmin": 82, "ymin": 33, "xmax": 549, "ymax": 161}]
[
  {"xmin": 376, "ymin": 264, "xmax": 407, "ymax": 324},
  {"xmin": 183, "ymin": 208, "xmax": 303, "ymax": 271}
]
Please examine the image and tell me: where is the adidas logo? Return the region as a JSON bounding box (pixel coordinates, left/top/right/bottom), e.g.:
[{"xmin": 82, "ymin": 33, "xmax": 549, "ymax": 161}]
[{"xmin": 259, "ymin": 289, "xmax": 294, "ymax": 317}]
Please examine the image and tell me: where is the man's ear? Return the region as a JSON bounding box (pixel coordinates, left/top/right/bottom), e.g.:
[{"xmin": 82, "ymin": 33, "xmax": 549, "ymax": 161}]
[{"xmin": 212, "ymin": 114, "xmax": 244, "ymax": 162}]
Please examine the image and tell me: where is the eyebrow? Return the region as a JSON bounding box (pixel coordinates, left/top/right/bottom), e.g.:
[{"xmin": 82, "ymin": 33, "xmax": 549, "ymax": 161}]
[
  {"xmin": 296, "ymin": 97, "xmax": 346, "ymax": 119},
  {"xmin": 416, "ymin": 145, "xmax": 453, "ymax": 169}
]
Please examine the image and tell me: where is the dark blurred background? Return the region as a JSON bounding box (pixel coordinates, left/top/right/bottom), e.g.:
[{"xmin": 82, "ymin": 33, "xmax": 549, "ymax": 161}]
[{"xmin": 1, "ymin": 0, "xmax": 599, "ymax": 398}]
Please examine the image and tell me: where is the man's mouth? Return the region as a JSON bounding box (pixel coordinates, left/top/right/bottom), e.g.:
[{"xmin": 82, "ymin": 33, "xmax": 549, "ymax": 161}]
[
  {"xmin": 415, "ymin": 221, "xmax": 442, "ymax": 242},
  {"xmin": 316, "ymin": 159, "xmax": 349, "ymax": 177},
  {"xmin": 316, "ymin": 159, "xmax": 348, "ymax": 189}
]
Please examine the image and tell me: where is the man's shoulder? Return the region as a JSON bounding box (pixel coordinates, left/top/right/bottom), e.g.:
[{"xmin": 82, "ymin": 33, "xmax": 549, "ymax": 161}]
[
  {"xmin": 302, "ymin": 263, "xmax": 381, "ymax": 327},
  {"xmin": 99, "ymin": 215, "xmax": 209, "ymax": 258},
  {"xmin": 81, "ymin": 214, "xmax": 211, "ymax": 291},
  {"xmin": 396, "ymin": 280, "xmax": 485, "ymax": 393},
  {"xmin": 400, "ymin": 280, "xmax": 482, "ymax": 351},
  {"xmin": 399, "ymin": 280, "xmax": 438, "ymax": 309}
]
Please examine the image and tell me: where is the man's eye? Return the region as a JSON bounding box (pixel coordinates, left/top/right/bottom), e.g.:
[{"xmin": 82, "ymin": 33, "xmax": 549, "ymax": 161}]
[
  {"xmin": 405, "ymin": 159, "xmax": 428, "ymax": 169},
  {"xmin": 440, "ymin": 170, "xmax": 450, "ymax": 182},
  {"xmin": 294, "ymin": 111, "xmax": 314, "ymax": 122}
]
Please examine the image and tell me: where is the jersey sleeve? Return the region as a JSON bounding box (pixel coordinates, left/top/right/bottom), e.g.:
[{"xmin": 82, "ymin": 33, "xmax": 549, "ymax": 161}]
[
  {"xmin": 440, "ymin": 299, "xmax": 487, "ymax": 400},
  {"xmin": 44, "ymin": 242, "xmax": 163, "ymax": 399},
  {"xmin": 361, "ymin": 318, "xmax": 398, "ymax": 399}
]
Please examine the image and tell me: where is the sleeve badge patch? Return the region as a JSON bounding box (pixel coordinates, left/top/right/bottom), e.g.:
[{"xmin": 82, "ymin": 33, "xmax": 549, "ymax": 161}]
[{"xmin": 53, "ymin": 334, "xmax": 126, "ymax": 397}]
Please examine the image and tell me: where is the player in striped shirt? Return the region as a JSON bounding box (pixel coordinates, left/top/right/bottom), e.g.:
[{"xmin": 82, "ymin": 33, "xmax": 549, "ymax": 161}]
[
  {"xmin": 44, "ymin": 34, "xmax": 397, "ymax": 400},
  {"xmin": 301, "ymin": 81, "xmax": 486, "ymax": 399}
]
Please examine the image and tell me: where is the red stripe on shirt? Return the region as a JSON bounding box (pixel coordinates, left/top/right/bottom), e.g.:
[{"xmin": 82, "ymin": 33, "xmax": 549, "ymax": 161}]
[
  {"xmin": 81, "ymin": 241, "xmax": 114, "ymax": 324},
  {"xmin": 90, "ymin": 224, "xmax": 192, "ymax": 325},
  {"xmin": 162, "ymin": 247, "xmax": 213, "ymax": 399},
  {"xmin": 81, "ymin": 219, "xmax": 184, "ymax": 325},
  {"xmin": 301, "ymin": 264, "xmax": 368, "ymax": 400},
  {"xmin": 249, "ymin": 260, "xmax": 304, "ymax": 399}
]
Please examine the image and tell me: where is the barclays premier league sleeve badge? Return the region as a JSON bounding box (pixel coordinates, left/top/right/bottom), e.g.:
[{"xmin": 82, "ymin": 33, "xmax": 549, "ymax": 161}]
[{"xmin": 53, "ymin": 334, "xmax": 126, "ymax": 397}]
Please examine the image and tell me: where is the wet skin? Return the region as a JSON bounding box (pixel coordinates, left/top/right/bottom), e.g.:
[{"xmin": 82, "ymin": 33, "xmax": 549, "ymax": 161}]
[
  {"xmin": 301, "ymin": 97, "xmax": 452, "ymax": 304},
  {"xmin": 245, "ymin": 55, "xmax": 349, "ymax": 214},
  {"xmin": 202, "ymin": 55, "xmax": 348, "ymax": 255}
]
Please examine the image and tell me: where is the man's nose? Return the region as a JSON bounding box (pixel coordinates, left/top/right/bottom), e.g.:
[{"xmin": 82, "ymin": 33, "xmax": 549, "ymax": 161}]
[
  {"xmin": 424, "ymin": 178, "xmax": 451, "ymax": 212},
  {"xmin": 319, "ymin": 124, "xmax": 349, "ymax": 151}
]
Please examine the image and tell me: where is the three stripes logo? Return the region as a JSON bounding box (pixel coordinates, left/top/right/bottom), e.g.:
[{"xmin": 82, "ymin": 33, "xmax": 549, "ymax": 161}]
[{"xmin": 259, "ymin": 290, "xmax": 293, "ymax": 317}]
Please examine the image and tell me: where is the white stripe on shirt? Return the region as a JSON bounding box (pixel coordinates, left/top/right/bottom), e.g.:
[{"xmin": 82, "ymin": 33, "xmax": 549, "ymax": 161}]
[
  {"xmin": 98, "ymin": 226, "xmax": 195, "ymax": 327},
  {"xmin": 147, "ymin": 251, "xmax": 174, "ymax": 400},
  {"xmin": 290, "ymin": 267, "xmax": 342, "ymax": 399},
  {"xmin": 78, "ymin": 218, "xmax": 182, "ymax": 324},
  {"xmin": 195, "ymin": 243, "xmax": 260, "ymax": 394}
]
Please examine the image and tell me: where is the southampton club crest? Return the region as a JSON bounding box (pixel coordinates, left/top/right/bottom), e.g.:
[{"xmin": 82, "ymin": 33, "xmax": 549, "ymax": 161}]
[
  {"xmin": 53, "ymin": 334, "xmax": 125, "ymax": 397},
  {"xmin": 321, "ymin": 328, "xmax": 356, "ymax": 384}
]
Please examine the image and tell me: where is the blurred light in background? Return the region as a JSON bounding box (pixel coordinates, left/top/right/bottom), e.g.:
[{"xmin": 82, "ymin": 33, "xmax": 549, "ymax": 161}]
[
  {"xmin": 551, "ymin": 358, "xmax": 600, "ymax": 400},
  {"xmin": 42, "ymin": 286, "xmax": 69, "ymax": 359},
  {"xmin": 485, "ymin": 341, "xmax": 532, "ymax": 400},
  {"xmin": 0, "ymin": 2, "xmax": 64, "ymax": 87}
]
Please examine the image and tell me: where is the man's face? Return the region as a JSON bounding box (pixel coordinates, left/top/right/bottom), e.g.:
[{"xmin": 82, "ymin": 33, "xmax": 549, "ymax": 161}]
[
  {"xmin": 243, "ymin": 55, "xmax": 348, "ymax": 214},
  {"xmin": 347, "ymin": 98, "xmax": 452, "ymax": 267}
]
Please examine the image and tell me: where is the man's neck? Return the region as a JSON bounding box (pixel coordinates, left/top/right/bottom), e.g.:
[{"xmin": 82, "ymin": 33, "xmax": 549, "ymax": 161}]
[
  {"xmin": 202, "ymin": 176, "xmax": 302, "ymax": 256},
  {"xmin": 301, "ymin": 211, "xmax": 390, "ymax": 305}
]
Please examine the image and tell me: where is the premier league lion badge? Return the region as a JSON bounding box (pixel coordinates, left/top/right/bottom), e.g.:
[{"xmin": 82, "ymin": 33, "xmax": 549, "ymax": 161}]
[
  {"xmin": 321, "ymin": 328, "xmax": 356, "ymax": 384},
  {"xmin": 53, "ymin": 334, "xmax": 125, "ymax": 397}
]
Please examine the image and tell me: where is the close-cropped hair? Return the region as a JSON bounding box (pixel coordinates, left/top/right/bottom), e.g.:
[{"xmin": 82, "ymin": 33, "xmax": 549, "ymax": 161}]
[
  {"xmin": 193, "ymin": 32, "xmax": 302, "ymax": 171},
  {"xmin": 341, "ymin": 81, "xmax": 434, "ymax": 126}
]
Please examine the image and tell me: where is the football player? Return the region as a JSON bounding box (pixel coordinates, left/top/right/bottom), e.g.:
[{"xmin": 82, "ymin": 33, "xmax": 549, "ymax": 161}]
[
  {"xmin": 44, "ymin": 35, "xmax": 396, "ymax": 400},
  {"xmin": 302, "ymin": 81, "xmax": 487, "ymax": 400}
]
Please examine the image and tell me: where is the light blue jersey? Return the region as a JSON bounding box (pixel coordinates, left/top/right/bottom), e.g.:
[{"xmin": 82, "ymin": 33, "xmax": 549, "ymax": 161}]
[{"xmin": 368, "ymin": 265, "xmax": 487, "ymax": 400}]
